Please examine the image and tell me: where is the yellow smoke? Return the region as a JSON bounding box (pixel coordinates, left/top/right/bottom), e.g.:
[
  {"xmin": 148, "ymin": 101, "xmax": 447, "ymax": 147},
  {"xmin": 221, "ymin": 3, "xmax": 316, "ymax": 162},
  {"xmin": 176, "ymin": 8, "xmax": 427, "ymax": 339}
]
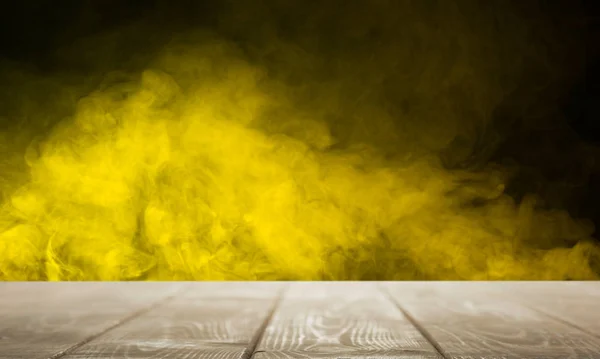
[{"xmin": 0, "ymin": 1, "xmax": 598, "ymax": 280}]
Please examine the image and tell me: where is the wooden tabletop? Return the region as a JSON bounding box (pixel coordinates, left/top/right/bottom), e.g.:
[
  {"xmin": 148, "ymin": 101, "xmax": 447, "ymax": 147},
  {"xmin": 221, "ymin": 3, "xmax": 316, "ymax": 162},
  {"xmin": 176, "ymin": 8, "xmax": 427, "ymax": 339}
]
[{"xmin": 0, "ymin": 282, "xmax": 599, "ymax": 359}]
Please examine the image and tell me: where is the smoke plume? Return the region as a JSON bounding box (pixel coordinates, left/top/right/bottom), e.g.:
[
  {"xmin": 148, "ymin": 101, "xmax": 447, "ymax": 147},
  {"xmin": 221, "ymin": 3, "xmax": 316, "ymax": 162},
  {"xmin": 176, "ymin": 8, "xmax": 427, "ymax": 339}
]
[{"xmin": 0, "ymin": 0, "xmax": 598, "ymax": 280}]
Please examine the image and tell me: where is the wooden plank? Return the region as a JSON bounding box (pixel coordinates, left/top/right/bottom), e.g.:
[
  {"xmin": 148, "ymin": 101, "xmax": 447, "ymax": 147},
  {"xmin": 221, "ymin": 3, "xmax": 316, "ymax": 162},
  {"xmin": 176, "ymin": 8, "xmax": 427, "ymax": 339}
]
[
  {"xmin": 488, "ymin": 282, "xmax": 600, "ymax": 339},
  {"xmin": 177, "ymin": 282, "xmax": 285, "ymax": 300},
  {"xmin": 254, "ymin": 282, "xmax": 443, "ymax": 359},
  {"xmin": 0, "ymin": 282, "xmax": 184, "ymax": 359},
  {"xmin": 4, "ymin": 282, "xmax": 599, "ymax": 359},
  {"xmin": 383, "ymin": 282, "xmax": 600, "ymax": 359},
  {"xmin": 253, "ymin": 353, "xmax": 440, "ymax": 359},
  {"xmin": 60, "ymin": 282, "xmax": 285, "ymax": 359}
]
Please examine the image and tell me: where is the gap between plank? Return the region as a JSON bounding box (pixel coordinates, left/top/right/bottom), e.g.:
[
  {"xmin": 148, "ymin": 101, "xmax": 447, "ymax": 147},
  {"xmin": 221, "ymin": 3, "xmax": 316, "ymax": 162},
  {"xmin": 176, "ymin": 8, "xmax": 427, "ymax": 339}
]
[
  {"xmin": 490, "ymin": 287, "xmax": 600, "ymax": 341},
  {"xmin": 378, "ymin": 284, "xmax": 450, "ymax": 359},
  {"xmin": 526, "ymin": 306, "xmax": 600, "ymax": 340},
  {"xmin": 46, "ymin": 284, "xmax": 190, "ymax": 359},
  {"xmin": 245, "ymin": 283, "xmax": 289, "ymax": 359}
]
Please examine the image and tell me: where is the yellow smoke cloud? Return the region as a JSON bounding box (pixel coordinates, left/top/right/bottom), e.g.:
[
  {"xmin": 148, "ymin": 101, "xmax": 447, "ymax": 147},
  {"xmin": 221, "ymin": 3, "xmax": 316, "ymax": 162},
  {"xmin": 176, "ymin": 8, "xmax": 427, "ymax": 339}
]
[{"xmin": 0, "ymin": 1, "xmax": 597, "ymax": 280}]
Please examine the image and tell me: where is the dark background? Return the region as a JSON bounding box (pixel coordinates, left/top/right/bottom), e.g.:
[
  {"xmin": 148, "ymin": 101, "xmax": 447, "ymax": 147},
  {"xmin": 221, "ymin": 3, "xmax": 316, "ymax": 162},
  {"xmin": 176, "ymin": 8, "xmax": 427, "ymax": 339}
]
[{"xmin": 0, "ymin": 0, "xmax": 599, "ymax": 236}]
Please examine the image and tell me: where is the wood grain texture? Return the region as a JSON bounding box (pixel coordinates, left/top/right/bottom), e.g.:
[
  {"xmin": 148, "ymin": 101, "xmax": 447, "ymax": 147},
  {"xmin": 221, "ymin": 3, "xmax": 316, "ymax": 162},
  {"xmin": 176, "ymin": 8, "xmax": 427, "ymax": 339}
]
[
  {"xmin": 60, "ymin": 283, "xmax": 285, "ymax": 359},
  {"xmin": 0, "ymin": 283, "xmax": 184, "ymax": 359},
  {"xmin": 383, "ymin": 282, "xmax": 600, "ymax": 359},
  {"xmin": 255, "ymin": 282, "xmax": 443, "ymax": 359},
  {"xmin": 2, "ymin": 282, "xmax": 599, "ymax": 359},
  {"xmin": 487, "ymin": 282, "xmax": 600, "ymax": 339},
  {"xmin": 252, "ymin": 353, "xmax": 441, "ymax": 359}
]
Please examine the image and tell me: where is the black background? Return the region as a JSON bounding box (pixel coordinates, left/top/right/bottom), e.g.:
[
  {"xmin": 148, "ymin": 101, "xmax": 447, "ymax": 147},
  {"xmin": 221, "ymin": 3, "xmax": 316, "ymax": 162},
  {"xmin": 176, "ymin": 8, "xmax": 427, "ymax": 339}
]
[{"xmin": 1, "ymin": 0, "xmax": 599, "ymax": 237}]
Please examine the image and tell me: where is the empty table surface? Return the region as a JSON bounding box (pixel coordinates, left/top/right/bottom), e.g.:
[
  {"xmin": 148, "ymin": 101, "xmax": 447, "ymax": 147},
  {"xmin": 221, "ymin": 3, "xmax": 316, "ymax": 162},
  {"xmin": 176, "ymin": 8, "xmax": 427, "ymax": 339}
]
[{"xmin": 0, "ymin": 282, "xmax": 599, "ymax": 359}]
